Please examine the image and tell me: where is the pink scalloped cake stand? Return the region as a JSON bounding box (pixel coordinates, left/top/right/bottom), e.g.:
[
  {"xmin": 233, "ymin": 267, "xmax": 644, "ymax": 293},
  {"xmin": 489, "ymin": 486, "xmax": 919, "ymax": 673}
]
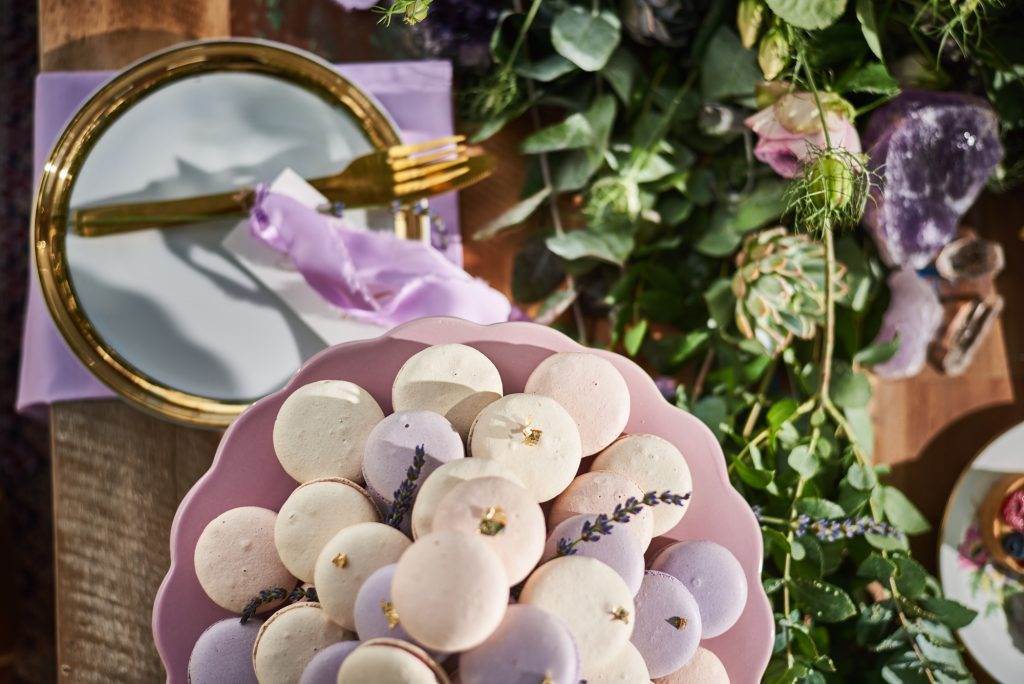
[{"xmin": 152, "ymin": 317, "xmax": 772, "ymax": 682}]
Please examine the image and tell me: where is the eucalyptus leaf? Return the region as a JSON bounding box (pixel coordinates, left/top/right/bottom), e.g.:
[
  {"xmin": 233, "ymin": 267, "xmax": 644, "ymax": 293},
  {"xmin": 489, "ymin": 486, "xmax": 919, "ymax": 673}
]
[
  {"xmin": 694, "ymin": 396, "xmax": 728, "ymax": 440},
  {"xmin": 882, "ymin": 486, "xmax": 930, "ymax": 535},
  {"xmin": 893, "ymin": 556, "xmax": 928, "ymax": 598},
  {"xmin": 601, "ymin": 47, "xmax": 639, "ymax": 103},
  {"xmin": 846, "ymin": 463, "xmax": 878, "ymax": 491},
  {"xmin": 546, "ymin": 230, "xmax": 634, "ymax": 265},
  {"xmin": 789, "ymin": 445, "xmax": 820, "ymax": 478},
  {"xmin": 919, "ymin": 597, "xmax": 978, "ymax": 630},
  {"xmin": 796, "ymin": 498, "xmax": 846, "ymax": 519},
  {"xmin": 858, "ymin": 553, "xmax": 897, "ymax": 582},
  {"xmin": 856, "ymin": 0, "xmax": 884, "ymax": 60},
  {"xmin": 831, "ymin": 363, "xmax": 872, "ymax": 408},
  {"xmin": 854, "ymin": 337, "xmax": 900, "ymax": 367},
  {"xmin": 841, "ymin": 62, "xmax": 900, "ymax": 95},
  {"xmin": 844, "ymin": 407, "xmax": 874, "ymax": 459},
  {"xmin": 767, "ymin": 399, "xmax": 799, "ymax": 430},
  {"xmin": 766, "ymin": 0, "xmax": 848, "ymax": 30},
  {"xmin": 521, "ymin": 113, "xmax": 594, "ymax": 154},
  {"xmin": 700, "ymin": 27, "xmax": 761, "ymax": 101},
  {"xmin": 533, "ymin": 288, "xmax": 578, "ymax": 326},
  {"xmin": 734, "ymin": 457, "xmax": 774, "ymax": 489},
  {"xmin": 515, "ymin": 53, "xmax": 576, "ymax": 82},
  {"xmin": 623, "ymin": 319, "xmax": 648, "ymax": 357},
  {"xmin": 704, "ymin": 278, "xmax": 736, "ymax": 330},
  {"xmin": 551, "ymin": 6, "xmax": 621, "ymax": 72},
  {"xmin": 474, "ymin": 187, "xmax": 550, "ymax": 240},
  {"xmin": 697, "ymin": 180, "xmax": 788, "ymax": 256},
  {"xmin": 789, "ymin": 577, "xmax": 857, "ymax": 623}
]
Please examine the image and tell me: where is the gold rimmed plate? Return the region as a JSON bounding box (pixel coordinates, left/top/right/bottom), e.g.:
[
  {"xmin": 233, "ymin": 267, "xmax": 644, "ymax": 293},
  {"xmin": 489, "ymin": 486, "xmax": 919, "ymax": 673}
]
[
  {"xmin": 34, "ymin": 39, "xmax": 420, "ymax": 428},
  {"xmin": 938, "ymin": 421, "xmax": 1024, "ymax": 682}
]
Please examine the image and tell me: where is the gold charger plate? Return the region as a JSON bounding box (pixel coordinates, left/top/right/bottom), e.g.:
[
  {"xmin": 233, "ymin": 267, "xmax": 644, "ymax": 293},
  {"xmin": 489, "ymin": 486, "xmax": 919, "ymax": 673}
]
[{"xmin": 34, "ymin": 39, "xmax": 417, "ymax": 428}]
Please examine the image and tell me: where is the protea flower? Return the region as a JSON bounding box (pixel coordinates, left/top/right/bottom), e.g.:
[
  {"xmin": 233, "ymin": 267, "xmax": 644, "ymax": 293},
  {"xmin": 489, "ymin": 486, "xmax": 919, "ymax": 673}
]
[
  {"xmin": 621, "ymin": 0, "xmax": 709, "ymax": 48},
  {"xmin": 731, "ymin": 227, "xmax": 848, "ymax": 356}
]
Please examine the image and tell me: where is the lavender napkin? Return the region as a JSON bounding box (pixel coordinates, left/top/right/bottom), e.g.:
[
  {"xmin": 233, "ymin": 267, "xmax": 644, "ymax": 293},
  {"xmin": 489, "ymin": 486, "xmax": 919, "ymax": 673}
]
[{"xmin": 17, "ymin": 60, "xmax": 459, "ymax": 416}]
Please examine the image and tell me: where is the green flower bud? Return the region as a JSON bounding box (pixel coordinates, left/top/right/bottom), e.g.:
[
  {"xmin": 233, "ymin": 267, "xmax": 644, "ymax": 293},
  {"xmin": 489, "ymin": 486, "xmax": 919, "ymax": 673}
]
[
  {"xmin": 737, "ymin": 0, "xmax": 765, "ymax": 49},
  {"xmin": 758, "ymin": 27, "xmax": 790, "ymax": 81}
]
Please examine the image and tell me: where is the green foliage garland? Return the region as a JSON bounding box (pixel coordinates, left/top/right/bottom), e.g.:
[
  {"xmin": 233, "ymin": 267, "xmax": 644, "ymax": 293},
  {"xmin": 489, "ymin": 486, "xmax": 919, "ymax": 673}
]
[{"xmin": 379, "ymin": 0, "xmax": 1024, "ymax": 680}]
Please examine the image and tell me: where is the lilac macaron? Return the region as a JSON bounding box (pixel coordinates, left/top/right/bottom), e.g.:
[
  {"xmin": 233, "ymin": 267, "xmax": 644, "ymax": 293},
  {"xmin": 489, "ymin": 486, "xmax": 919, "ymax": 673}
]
[
  {"xmin": 459, "ymin": 604, "xmax": 580, "ymax": 684},
  {"xmin": 298, "ymin": 640, "xmax": 360, "ymax": 684},
  {"xmin": 542, "ymin": 514, "xmax": 645, "ymax": 595},
  {"xmin": 651, "ymin": 540, "xmax": 747, "ymax": 638},
  {"xmin": 187, "ymin": 618, "xmax": 261, "ymax": 684},
  {"xmin": 362, "ymin": 410, "xmax": 464, "ymax": 509},
  {"xmin": 632, "ymin": 570, "xmax": 703, "ymax": 678}
]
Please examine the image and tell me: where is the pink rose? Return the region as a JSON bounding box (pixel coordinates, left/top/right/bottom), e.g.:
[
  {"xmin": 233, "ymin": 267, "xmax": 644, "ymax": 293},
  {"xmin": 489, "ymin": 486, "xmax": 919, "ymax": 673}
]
[{"xmin": 745, "ymin": 92, "xmax": 862, "ymax": 179}]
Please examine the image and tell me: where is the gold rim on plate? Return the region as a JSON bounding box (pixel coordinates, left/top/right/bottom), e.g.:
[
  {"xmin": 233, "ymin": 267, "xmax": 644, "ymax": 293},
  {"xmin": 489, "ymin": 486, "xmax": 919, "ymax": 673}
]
[{"xmin": 34, "ymin": 38, "xmax": 414, "ymax": 428}]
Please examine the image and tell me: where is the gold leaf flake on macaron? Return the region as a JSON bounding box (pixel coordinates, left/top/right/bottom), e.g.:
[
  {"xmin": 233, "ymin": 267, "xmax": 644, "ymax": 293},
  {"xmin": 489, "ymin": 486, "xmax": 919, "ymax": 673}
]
[
  {"xmin": 380, "ymin": 600, "xmax": 400, "ymax": 629},
  {"xmin": 541, "ymin": 676, "xmax": 554, "ymax": 684},
  {"xmin": 666, "ymin": 615, "xmax": 688, "ymax": 629},
  {"xmin": 609, "ymin": 606, "xmax": 631, "ymax": 624},
  {"xmin": 478, "ymin": 506, "xmax": 508, "ymax": 536},
  {"xmin": 521, "ymin": 422, "xmax": 543, "ymax": 446},
  {"xmin": 331, "ymin": 553, "xmax": 349, "ymax": 568}
]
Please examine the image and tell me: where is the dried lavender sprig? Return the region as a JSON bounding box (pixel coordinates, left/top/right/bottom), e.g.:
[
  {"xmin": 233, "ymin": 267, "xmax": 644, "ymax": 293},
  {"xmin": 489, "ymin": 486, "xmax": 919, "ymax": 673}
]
[
  {"xmin": 793, "ymin": 514, "xmax": 904, "ymax": 542},
  {"xmin": 239, "ymin": 585, "xmax": 318, "ymax": 624},
  {"xmin": 556, "ymin": 490, "xmax": 692, "ymax": 557},
  {"xmin": 385, "ymin": 444, "xmax": 427, "ymax": 528}
]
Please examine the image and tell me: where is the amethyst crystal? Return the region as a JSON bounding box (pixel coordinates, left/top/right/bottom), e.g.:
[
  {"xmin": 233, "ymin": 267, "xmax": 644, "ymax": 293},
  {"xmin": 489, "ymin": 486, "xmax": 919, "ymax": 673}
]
[
  {"xmin": 871, "ymin": 268, "xmax": 943, "ymax": 379},
  {"xmin": 863, "ymin": 91, "xmax": 1003, "ymax": 269}
]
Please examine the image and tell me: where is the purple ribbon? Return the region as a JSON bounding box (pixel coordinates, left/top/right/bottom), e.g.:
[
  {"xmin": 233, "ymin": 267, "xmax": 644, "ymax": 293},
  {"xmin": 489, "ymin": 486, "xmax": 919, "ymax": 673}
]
[{"xmin": 249, "ymin": 188, "xmax": 511, "ymax": 328}]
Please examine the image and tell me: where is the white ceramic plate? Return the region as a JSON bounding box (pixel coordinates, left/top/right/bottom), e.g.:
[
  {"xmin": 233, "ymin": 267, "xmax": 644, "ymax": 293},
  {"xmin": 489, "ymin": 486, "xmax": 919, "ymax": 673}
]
[
  {"xmin": 938, "ymin": 422, "xmax": 1024, "ymax": 683},
  {"xmin": 65, "ymin": 70, "xmax": 392, "ymax": 402}
]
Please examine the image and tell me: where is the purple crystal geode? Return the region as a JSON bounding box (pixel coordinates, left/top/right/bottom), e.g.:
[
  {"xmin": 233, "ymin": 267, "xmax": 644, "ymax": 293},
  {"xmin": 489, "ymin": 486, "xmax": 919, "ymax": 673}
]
[
  {"xmin": 871, "ymin": 268, "xmax": 943, "ymax": 379},
  {"xmin": 863, "ymin": 91, "xmax": 1003, "ymax": 269}
]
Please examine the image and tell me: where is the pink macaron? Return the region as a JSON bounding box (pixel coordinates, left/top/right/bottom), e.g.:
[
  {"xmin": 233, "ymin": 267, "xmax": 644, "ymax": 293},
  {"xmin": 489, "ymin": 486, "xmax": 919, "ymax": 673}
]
[
  {"xmin": 524, "ymin": 352, "xmax": 630, "ymax": 456},
  {"xmin": 654, "ymin": 647, "xmax": 729, "ymax": 683},
  {"xmin": 391, "ymin": 530, "xmax": 509, "ymax": 652},
  {"xmin": 549, "ymin": 471, "xmax": 654, "ymax": 550},
  {"xmin": 194, "ymin": 506, "xmax": 295, "ymax": 613},
  {"xmin": 432, "ymin": 476, "xmax": 546, "ymax": 585}
]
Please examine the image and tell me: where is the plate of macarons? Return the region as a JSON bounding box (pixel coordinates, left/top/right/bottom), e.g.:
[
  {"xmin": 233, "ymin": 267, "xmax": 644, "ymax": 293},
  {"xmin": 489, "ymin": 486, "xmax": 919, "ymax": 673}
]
[{"xmin": 153, "ymin": 317, "xmax": 773, "ymax": 683}]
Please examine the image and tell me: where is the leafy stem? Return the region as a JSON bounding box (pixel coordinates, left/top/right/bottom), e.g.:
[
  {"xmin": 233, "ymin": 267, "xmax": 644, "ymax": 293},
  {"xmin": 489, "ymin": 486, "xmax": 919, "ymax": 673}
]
[
  {"xmin": 515, "ymin": 0, "xmax": 589, "ymax": 343},
  {"xmin": 886, "ymin": 572, "xmax": 940, "ymax": 684}
]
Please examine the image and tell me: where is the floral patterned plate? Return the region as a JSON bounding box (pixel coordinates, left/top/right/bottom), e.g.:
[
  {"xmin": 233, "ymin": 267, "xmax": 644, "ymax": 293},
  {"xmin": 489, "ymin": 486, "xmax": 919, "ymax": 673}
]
[{"xmin": 939, "ymin": 422, "xmax": 1024, "ymax": 683}]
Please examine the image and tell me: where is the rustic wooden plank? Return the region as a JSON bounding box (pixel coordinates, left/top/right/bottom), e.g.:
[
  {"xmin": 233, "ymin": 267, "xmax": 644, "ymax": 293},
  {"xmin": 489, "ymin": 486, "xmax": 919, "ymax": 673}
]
[
  {"xmin": 51, "ymin": 402, "xmax": 219, "ymax": 681},
  {"xmin": 39, "ymin": 0, "xmax": 231, "ymax": 71}
]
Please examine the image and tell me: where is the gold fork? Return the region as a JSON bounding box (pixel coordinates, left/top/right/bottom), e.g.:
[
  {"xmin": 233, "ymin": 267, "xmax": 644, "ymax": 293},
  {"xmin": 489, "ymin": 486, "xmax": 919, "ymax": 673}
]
[{"xmin": 71, "ymin": 135, "xmax": 477, "ymax": 237}]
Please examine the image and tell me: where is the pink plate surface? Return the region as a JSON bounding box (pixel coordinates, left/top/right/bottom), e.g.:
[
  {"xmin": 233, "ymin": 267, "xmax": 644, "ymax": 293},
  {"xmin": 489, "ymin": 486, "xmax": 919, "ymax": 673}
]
[{"xmin": 152, "ymin": 317, "xmax": 772, "ymax": 682}]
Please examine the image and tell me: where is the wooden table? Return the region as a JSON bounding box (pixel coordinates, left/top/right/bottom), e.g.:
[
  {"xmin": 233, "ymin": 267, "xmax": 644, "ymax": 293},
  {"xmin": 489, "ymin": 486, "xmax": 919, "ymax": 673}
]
[{"xmin": 38, "ymin": 1, "xmax": 1023, "ymax": 680}]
